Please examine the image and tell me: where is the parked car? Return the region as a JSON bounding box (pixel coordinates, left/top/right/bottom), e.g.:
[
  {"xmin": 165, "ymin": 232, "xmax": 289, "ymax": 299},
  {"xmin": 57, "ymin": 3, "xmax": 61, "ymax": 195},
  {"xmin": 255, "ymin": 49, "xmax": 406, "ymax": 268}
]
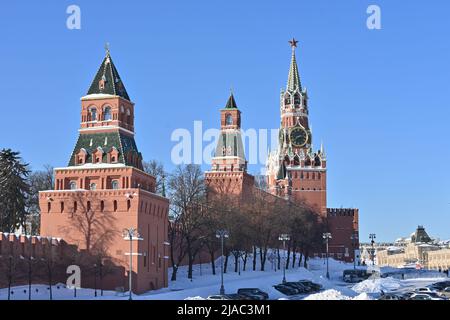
[
  {"xmin": 409, "ymin": 293, "xmax": 446, "ymax": 300},
  {"xmin": 430, "ymin": 281, "xmax": 450, "ymax": 291},
  {"xmin": 408, "ymin": 293, "xmax": 434, "ymax": 300},
  {"xmin": 273, "ymin": 284, "xmax": 299, "ymax": 296},
  {"xmin": 415, "ymin": 287, "xmax": 434, "ymax": 293},
  {"xmin": 342, "ymin": 269, "xmax": 371, "ymax": 283},
  {"xmin": 439, "ymin": 287, "xmax": 450, "ymax": 298},
  {"xmin": 298, "ymin": 280, "xmax": 323, "ymax": 292},
  {"xmin": 237, "ymin": 288, "xmax": 269, "ymax": 300},
  {"xmin": 226, "ymin": 293, "xmax": 253, "ymax": 300},
  {"xmin": 378, "ymin": 293, "xmax": 405, "ymax": 300},
  {"xmin": 402, "ymin": 291, "xmax": 415, "ymax": 299},
  {"xmin": 284, "ymin": 282, "xmax": 309, "ymax": 294}
]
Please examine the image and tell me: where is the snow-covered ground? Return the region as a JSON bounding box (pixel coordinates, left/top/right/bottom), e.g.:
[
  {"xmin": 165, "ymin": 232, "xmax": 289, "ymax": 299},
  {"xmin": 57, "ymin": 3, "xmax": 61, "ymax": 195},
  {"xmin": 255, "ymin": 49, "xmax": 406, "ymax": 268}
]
[{"xmin": 0, "ymin": 257, "xmax": 447, "ymax": 300}]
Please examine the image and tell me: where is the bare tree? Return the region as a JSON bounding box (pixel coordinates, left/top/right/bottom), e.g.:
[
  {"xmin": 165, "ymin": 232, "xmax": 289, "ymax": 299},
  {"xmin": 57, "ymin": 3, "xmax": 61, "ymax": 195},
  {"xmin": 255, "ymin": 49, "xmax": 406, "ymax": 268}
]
[
  {"xmin": 143, "ymin": 160, "xmax": 166, "ymax": 195},
  {"xmin": 167, "ymin": 164, "xmax": 206, "ymax": 280}
]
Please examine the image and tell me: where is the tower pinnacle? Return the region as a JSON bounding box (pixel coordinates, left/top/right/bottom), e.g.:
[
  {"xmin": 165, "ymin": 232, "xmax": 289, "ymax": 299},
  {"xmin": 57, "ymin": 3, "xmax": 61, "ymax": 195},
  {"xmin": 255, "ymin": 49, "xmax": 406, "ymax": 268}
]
[{"xmin": 287, "ymin": 38, "xmax": 301, "ymax": 92}]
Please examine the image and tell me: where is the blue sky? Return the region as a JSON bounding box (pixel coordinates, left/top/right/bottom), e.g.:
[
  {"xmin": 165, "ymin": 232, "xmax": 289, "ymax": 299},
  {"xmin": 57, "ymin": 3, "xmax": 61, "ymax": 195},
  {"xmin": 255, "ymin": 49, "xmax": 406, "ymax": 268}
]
[{"xmin": 0, "ymin": 0, "xmax": 449, "ymax": 242}]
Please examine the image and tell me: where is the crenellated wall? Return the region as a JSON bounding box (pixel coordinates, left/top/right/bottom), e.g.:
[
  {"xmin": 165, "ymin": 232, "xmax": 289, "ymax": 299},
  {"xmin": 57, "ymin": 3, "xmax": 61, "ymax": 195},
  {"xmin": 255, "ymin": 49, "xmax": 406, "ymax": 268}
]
[{"xmin": 325, "ymin": 208, "xmax": 359, "ymax": 262}]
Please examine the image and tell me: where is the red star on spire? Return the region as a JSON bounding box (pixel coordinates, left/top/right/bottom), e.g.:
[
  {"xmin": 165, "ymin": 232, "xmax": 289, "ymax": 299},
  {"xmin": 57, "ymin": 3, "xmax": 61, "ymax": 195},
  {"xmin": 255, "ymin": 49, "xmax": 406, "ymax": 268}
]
[{"xmin": 289, "ymin": 38, "xmax": 299, "ymax": 48}]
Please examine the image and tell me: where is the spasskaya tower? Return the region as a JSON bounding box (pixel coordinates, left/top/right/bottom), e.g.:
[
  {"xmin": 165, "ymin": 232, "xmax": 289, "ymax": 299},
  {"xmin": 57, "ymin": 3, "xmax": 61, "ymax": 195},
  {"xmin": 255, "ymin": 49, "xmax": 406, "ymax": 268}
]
[{"xmin": 267, "ymin": 39, "xmax": 327, "ymax": 215}]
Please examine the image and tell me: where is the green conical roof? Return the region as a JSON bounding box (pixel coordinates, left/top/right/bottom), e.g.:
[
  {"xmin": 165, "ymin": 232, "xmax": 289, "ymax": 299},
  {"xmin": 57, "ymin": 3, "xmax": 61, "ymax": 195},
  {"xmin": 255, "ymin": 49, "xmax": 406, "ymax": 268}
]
[
  {"xmin": 225, "ymin": 93, "xmax": 238, "ymax": 109},
  {"xmin": 287, "ymin": 47, "xmax": 301, "ymax": 92},
  {"xmin": 87, "ymin": 51, "xmax": 130, "ymax": 101}
]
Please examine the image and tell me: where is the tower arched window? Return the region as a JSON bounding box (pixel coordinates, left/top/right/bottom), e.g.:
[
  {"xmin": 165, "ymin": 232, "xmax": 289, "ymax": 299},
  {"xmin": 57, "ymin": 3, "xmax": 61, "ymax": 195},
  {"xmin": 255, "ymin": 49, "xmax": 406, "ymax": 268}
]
[
  {"xmin": 284, "ymin": 93, "xmax": 291, "ymax": 105},
  {"xmin": 90, "ymin": 183, "xmax": 97, "ymax": 190},
  {"xmin": 120, "ymin": 105, "xmax": 125, "ymax": 121},
  {"xmin": 126, "ymin": 109, "xmax": 131, "ymax": 125},
  {"xmin": 294, "ymin": 93, "xmax": 301, "ymax": 105},
  {"xmin": 103, "ymin": 106, "xmax": 112, "ymax": 121},
  {"xmin": 225, "ymin": 114, "xmax": 233, "ymax": 125},
  {"xmin": 314, "ymin": 156, "xmax": 321, "ymax": 167},
  {"xmin": 69, "ymin": 181, "xmax": 77, "ymax": 190},
  {"xmin": 112, "ymin": 180, "xmax": 119, "ymax": 190},
  {"xmin": 89, "ymin": 107, "xmax": 97, "ymax": 121}
]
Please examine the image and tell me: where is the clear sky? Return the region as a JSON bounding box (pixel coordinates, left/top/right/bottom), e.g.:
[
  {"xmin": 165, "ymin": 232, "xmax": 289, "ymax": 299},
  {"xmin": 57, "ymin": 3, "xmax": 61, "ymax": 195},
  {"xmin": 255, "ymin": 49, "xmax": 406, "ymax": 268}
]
[{"xmin": 0, "ymin": 0, "xmax": 449, "ymax": 242}]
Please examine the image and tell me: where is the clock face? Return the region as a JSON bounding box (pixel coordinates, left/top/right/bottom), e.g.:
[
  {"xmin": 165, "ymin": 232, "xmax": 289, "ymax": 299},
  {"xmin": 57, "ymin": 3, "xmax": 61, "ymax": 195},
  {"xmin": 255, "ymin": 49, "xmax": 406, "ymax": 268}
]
[{"xmin": 290, "ymin": 127, "xmax": 308, "ymax": 147}]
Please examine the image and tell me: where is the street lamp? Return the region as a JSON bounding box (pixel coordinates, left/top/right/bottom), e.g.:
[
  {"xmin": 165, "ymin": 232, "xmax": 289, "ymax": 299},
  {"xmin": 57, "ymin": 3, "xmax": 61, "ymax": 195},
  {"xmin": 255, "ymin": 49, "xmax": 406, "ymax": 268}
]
[
  {"xmin": 99, "ymin": 261, "xmax": 104, "ymax": 296},
  {"xmin": 278, "ymin": 234, "xmax": 290, "ymax": 284},
  {"xmin": 369, "ymin": 233, "xmax": 376, "ymax": 266},
  {"xmin": 216, "ymin": 229, "xmax": 229, "ymax": 295},
  {"xmin": 350, "ymin": 233, "xmax": 359, "ymax": 270},
  {"xmin": 323, "ymin": 233, "xmax": 332, "ymax": 279},
  {"xmin": 123, "ymin": 228, "xmax": 143, "ymax": 301},
  {"xmin": 93, "ymin": 264, "xmax": 98, "ymax": 297},
  {"xmin": 47, "ymin": 237, "xmax": 53, "ymax": 301}
]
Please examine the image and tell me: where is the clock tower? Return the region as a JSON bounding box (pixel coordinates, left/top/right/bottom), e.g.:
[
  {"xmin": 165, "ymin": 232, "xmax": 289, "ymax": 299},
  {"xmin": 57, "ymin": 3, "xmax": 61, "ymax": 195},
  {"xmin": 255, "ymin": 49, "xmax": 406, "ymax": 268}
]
[{"xmin": 267, "ymin": 39, "xmax": 327, "ymax": 216}]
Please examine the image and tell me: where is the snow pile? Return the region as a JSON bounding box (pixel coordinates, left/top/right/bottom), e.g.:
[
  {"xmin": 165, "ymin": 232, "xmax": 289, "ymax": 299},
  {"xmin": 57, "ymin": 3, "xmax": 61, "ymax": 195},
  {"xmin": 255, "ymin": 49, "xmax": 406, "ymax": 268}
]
[
  {"xmin": 352, "ymin": 292, "xmax": 374, "ymax": 300},
  {"xmin": 303, "ymin": 289, "xmax": 352, "ymax": 300},
  {"xmin": 352, "ymin": 277, "xmax": 401, "ymax": 294},
  {"xmin": 185, "ymin": 296, "xmax": 205, "ymax": 300}
]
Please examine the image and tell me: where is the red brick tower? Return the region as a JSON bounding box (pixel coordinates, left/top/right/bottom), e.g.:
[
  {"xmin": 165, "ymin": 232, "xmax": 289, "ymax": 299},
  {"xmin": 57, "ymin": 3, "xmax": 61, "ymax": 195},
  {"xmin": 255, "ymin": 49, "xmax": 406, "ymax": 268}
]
[
  {"xmin": 266, "ymin": 39, "xmax": 327, "ymax": 216},
  {"xmin": 205, "ymin": 93, "xmax": 254, "ymax": 197},
  {"xmin": 39, "ymin": 48, "xmax": 169, "ymax": 293},
  {"xmin": 266, "ymin": 39, "xmax": 359, "ymax": 262}
]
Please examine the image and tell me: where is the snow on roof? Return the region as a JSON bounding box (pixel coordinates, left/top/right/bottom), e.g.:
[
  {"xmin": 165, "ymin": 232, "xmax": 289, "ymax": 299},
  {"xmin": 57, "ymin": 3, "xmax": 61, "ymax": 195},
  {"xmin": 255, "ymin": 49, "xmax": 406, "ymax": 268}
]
[
  {"xmin": 55, "ymin": 163, "xmax": 127, "ymax": 170},
  {"xmin": 387, "ymin": 246, "xmax": 402, "ymax": 251},
  {"xmin": 80, "ymin": 93, "xmax": 117, "ymax": 101}
]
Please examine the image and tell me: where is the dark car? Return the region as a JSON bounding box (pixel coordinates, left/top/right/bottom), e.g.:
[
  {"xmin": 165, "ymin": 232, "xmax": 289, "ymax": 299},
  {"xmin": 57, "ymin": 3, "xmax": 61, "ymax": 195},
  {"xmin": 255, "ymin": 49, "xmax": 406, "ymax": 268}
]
[
  {"xmin": 273, "ymin": 284, "xmax": 299, "ymax": 296},
  {"xmin": 284, "ymin": 282, "xmax": 309, "ymax": 294},
  {"xmin": 298, "ymin": 280, "xmax": 323, "ymax": 292},
  {"xmin": 226, "ymin": 294, "xmax": 253, "ymax": 300},
  {"xmin": 430, "ymin": 281, "xmax": 450, "ymax": 291},
  {"xmin": 378, "ymin": 293, "xmax": 405, "ymax": 300},
  {"xmin": 401, "ymin": 291, "xmax": 415, "ymax": 300},
  {"xmin": 237, "ymin": 288, "xmax": 269, "ymax": 300}
]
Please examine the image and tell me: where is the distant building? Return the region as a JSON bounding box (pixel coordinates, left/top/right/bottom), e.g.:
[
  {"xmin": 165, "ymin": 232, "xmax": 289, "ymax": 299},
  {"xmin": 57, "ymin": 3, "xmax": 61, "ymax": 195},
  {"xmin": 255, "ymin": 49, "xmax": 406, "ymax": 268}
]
[{"xmin": 377, "ymin": 226, "xmax": 450, "ymax": 270}]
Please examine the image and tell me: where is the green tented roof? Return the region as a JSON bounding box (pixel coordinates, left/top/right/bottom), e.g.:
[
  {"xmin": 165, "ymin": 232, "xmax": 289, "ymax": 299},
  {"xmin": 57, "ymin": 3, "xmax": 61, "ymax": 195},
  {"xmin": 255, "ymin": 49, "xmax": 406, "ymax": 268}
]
[
  {"xmin": 87, "ymin": 52, "xmax": 130, "ymax": 101},
  {"xmin": 68, "ymin": 131, "xmax": 142, "ymax": 168}
]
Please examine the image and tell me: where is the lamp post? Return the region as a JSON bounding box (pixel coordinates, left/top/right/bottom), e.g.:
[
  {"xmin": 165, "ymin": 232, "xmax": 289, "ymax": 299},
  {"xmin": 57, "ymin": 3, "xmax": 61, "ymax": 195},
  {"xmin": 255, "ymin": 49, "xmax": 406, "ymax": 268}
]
[
  {"xmin": 123, "ymin": 228, "xmax": 143, "ymax": 301},
  {"xmin": 350, "ymin": 233, "xmax": 359, "ymax": 270},
  {"xmin": 323, "ymin": 233, "xmax": 332, "ymax": 279},
  {"xmin": 93, "ymin": 264, "xmax": 98, "ymax": 297},
  {"xmin": 28, "ymin": 254, "xmax": 34, "ymax": 301},
  {"xmin": 369, "ymin": 233, "xmax": 376, "ymax": 266},
  {"xmin": 47, "ymin": 237, "xmax": 53, "ymax": 301},
  {"xmin": 216, "ymin": 229, "xmax": 229, "ymax": 295},
  {"xmin": 99, "ymin": 261, "xmax": 103, "ymax": 296},
  {"xmin": 278, "ymin": 234, "xmax": 290, "ymax": 284},
  {"xmin": 7, "ymin": 255, "xmax": 12, "ymax": 301}
]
